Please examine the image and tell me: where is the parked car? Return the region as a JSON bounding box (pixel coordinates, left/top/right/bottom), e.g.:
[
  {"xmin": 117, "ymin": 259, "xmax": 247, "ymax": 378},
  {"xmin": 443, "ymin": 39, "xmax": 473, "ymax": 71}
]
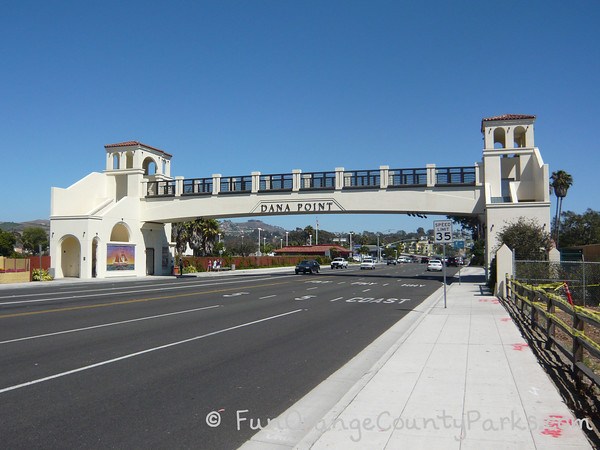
[
  {"xmin": 295, "ymin": 260, "xmax": 320, "ymax": 274},
  {"xmin": 330, "ymin": 257, "xmax": 349, "ymax": 269},
  {"xmin": 386, "ymin": 258, "xmax": 397, "ymax": 265},
  {"xmin": 426, "ymin": 259, "xmax": 443, "ymax": 272},
  {"xmin": 360, "ymin": 257, "xmax": 376, "ymax": 270},
  {"xmin": 398, "ymin": 256, "xmax": 412, "ymax": 263}
]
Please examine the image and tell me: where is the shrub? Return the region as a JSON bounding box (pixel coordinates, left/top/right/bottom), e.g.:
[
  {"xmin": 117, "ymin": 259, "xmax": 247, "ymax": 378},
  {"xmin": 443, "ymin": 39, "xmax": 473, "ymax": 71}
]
[{"xmin": 32, "ymin": 268, "xmax": 53, "ymax": 281}]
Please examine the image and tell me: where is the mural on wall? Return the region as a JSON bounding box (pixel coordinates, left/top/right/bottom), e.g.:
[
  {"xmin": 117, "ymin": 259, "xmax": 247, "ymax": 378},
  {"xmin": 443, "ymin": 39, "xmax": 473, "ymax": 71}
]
[{"xmin": 107, "ymin": 244, "xmax": 135, "ymax": 271}]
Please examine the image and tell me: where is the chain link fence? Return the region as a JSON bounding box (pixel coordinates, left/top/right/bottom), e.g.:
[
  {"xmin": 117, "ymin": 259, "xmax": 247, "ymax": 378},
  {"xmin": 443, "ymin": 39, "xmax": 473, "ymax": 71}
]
[{"xmin": 514, "ymin": 260, "xmax": 600, "ymax": 307}]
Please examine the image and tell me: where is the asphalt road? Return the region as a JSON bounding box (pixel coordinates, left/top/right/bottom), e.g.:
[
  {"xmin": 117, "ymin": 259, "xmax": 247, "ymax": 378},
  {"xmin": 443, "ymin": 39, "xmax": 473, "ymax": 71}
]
[{"xmin": 0, "ymin": 263, "xmax": 458, "ymax": 449}]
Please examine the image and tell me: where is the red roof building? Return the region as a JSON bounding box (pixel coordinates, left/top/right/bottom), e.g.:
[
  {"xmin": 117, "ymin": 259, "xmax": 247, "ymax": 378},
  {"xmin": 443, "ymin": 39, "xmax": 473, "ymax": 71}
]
[{"xmin": 274, "ymin": 245, "xmax": 351, "ymax": 258}]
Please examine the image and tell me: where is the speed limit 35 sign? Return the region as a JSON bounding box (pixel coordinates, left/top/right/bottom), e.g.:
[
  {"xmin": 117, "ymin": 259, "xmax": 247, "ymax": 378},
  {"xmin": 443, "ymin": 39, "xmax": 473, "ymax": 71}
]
[{"xmin": 433, "ymin": 220, "xmax": 453, "ymax": 243}]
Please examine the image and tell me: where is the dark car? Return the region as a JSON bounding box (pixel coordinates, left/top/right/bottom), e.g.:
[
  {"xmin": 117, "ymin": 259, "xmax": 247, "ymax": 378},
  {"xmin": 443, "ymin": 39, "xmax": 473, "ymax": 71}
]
[
  {"xmin": 386, "ymin": 258, "xmax": 397, "ymax": 265},
  {"xmin": 295, "ymin": 260, "xmax": 320, "ymax": 274},
  {"xmin": 446, "ymin": 256, "xmax": 464, "ymax": 267}
]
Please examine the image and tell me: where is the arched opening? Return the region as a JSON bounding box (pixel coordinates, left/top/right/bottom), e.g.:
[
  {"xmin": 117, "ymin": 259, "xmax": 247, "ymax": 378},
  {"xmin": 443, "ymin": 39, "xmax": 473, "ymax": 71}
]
[
  {"xmin": 61, "ymin": 235, "xmax": 81, "ymax": 278},
  {"xmin": 143, "ymin": 157, "xmax": 157, "ymax": 175},
  {"xmin": 493, "ymin": 128, "xmax": 506, "ymax": 149},
  {"xmin": 112, "ymin": 153, "xmax": 120, "ymax": 170},
  {"xmin": 110, "ymin": 223, "xmax": 130, "ymax": 242},
  {"xmin": 513, "ymin": 126, "xmax": 526, "ymax": 148},
  {"xmin": 126, "ymin": 151, "xmax": 134, "ymax": 169},
  {"xmin": 92, "ymin": 237, "xmax": 99, "ymax": 278}
]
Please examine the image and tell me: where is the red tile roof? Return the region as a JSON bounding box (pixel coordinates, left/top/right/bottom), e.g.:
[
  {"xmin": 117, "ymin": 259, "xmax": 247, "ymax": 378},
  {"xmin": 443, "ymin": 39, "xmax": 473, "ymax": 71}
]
[
  {"xmin": 275, "ymin": 245, "xmax": 350, "ymax": 254},
  {"xmin": 104, "ymin": 141, "xmax": 172, "ymax": 158},
  {"xmin": 482, "ymin": 114, "xmax": 536, "ymax": 122}
]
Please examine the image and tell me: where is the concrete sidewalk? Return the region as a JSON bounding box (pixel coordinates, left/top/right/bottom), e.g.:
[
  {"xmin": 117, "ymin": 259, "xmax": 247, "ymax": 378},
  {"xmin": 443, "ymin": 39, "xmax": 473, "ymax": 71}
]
[{"xmin": 244, "ymin": 267, "xmax": 593, "ymax": 449}]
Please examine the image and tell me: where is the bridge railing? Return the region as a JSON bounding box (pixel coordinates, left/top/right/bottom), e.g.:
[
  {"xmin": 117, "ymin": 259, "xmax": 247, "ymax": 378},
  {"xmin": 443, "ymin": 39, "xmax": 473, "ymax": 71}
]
[
  {"xmin": 220, "ymin": 175, "xmax": 252, "ymax": 194},
  {"xmin": 435, "ymin": 166, "xmax": 476, "ymax": 185},
  {"xmin": 343, "ymin": 170, "xmax": 380, "ymax": 189},
  {"xmin": 147, "ymin": 180, "xmax": 176, "ymax": 197},
  {"xmin": 260, "ymin": 173, "xmax": 294, "ymax": 192},
  {"xmin": 301, "ymin": 171, "xmax": 336, "ymax": 190},
  {"xmin": 145, "ymin": 164, "xmax": 479, "ymax": 198},
  {"xmin": 388, "ymin": 168, "xmax": 428, "ymax": 187},
  {"xmin": 182, "ymin": 178, "xmax": 213, "ymax": 195}
]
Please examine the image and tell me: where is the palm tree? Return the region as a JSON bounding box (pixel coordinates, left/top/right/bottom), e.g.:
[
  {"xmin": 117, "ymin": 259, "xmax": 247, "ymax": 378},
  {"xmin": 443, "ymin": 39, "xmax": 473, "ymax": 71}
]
[{"xmin": 550, "ymin": 170, "xmax": 573, "ymax": 248}]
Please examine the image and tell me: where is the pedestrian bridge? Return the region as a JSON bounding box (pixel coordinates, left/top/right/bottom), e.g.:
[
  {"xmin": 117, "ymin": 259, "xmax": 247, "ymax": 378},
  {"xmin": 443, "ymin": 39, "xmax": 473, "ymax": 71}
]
[
  {"xmin": 50, "ymin": 114, "xmax": 551, "ymax": 279},
  {"xmin": 142, "ymin": 165, "xmax": 482, "ymax": 223}
]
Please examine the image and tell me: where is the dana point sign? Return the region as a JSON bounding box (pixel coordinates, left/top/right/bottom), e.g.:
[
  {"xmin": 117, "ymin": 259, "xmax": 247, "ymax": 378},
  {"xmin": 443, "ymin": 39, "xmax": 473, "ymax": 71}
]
[{"xmin": 251, "ymin": 199, "xmax": 346, "ymax": 215}]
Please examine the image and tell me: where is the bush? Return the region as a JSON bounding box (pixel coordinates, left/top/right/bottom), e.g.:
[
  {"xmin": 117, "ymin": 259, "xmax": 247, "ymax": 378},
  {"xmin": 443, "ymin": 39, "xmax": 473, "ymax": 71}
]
[
  {"xmin": 32, "ymin": 268, "xmax": 53, "ymax": 281},
  {"xmin": 183, "ymin": 265, "xmax": 197, "ymax": 274}
]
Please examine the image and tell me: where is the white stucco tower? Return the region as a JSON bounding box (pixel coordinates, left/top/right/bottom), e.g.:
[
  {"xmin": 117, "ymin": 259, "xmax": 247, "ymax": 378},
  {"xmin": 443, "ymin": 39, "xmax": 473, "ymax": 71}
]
[
  {"xmin": 50, "ymin": 141, "xmax": 174, "ymax": 279},
  {"xmin": 481, "ymin": 114, "xmax": 551, "ymax": 265}
]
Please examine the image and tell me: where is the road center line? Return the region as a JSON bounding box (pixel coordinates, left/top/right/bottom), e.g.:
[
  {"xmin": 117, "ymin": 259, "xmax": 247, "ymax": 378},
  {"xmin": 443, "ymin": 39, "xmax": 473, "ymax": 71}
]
[
  {"xmin": 0, "ymin": 276, "xmax": 292, "ymax": 305},
  {"xmin": 0, "ymin": 281, "xmax": 291, "ymax": 319},
  {"xmin": 0, "ymin": 309, "xmax": 304, "ymax": 395},
  {"xmin": 0, "ymin": 305, "xmax": 221, "ymax": 345}
]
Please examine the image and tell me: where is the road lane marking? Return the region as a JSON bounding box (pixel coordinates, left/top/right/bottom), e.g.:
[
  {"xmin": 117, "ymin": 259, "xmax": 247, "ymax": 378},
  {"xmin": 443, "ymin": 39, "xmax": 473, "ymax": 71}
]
[
  {"xmin": 306, "ymin": 287, "xmax": 318, "ymax": 291},
  {"xmin": 294, "ymin": 295, "xmax": 316, "ymax": 301},
  {"xmin": 362, "ymin": 289, "xmax": 371, "ymax": 292},
  {"xmin": 330, "ymin": 297, "xmax": 344, "ymax": 302},
  {"xmin": 0, "ymin": 281, "xmax": 291, "ymax": 319},
  {"xmin": 0, "ymin": 309, "xmax": 304, "ymax": 395},
  {"xmin": 0, "ymin": 276, "xmax": 294, "ymax": 304},
  {"xmin": 223, "ymin": 292, "xmax": 249, "ymax": 298},
  {"xmin": 259, "ymin": 295, "xmax": 276, "ymax": 300},
  {"xmin": 0, "ymin": 305, "xmax": 222, "ymax": 345}
]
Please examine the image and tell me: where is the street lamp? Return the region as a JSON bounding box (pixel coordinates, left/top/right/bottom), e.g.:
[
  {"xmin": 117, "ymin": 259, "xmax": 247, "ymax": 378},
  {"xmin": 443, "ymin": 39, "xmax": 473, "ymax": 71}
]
[
  {"xmin": 285, "ymin": 231, "xmax": 289, "ymax": 247},
  {"xmin": 280, "ymin": 238, "xmax": 283, "ymax": 248},
  {"xmin": 218, "ymin": 233, "xmax": 222, "ymax": 243},
  {"xmin": 257, "ymin": 228, "xmax": 262, "ymax": 256},
  {"xmin": 263, "ymin": 237, "xmax": 266, "ymax": 254}
]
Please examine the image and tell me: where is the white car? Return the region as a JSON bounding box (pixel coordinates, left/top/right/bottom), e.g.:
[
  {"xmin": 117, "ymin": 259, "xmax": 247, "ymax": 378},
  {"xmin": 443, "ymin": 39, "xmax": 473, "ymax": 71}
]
[
  {"xmin": 398, "ymin": 256, "xmax": 412, "ymax": 263},
  {"xmin": 360, "ymin": 257, "xmax": 375, "ymax": 270},
  {"xmin": 330, "ymin": 257, "xmax": 349, "ymax": 269},
  {"xmin": 426, "ymin": 259, "xmax": 443, "ymax": 272}
]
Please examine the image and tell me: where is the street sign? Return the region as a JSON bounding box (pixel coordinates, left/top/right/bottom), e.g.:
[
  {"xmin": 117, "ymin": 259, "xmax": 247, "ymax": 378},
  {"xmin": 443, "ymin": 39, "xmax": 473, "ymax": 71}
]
[
  {"xmin": 433, "ymin": 220, "xmax": 453, "ymax": 244},
  {"xmin": 453, "ymin": 240, "xmax": 465, "ymax": 249}
]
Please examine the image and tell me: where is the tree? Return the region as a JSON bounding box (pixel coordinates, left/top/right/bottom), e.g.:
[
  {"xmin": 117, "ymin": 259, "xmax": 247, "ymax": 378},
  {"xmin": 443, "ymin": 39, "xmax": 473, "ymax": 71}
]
[
  {"xmin": 550, "ymin": 170, "xmax": 573, "ymax": 248},
  {"xmin": 175, "ymin": 218, "xmax": 221, "ymax": 257},
  {"xmin": 172, "ymin": 223, "xmax": 189, "ymax": 258},
  {"xmin": 447, "ymin": 215, "xmax": 483, "ymax": 241},
  {"xmin": 495, "ymin": 217, "xmax": 552, "ymax": 260},
  {"xmin": 0, "ymin": 230, "xmax": 16, "ymax": 256},
  {"xmin": 557, "ymin": 209, "xmax": 600, "ymax": 247},
  {"xmin": 21, "ymin": 227, "xmax": 48, "ymax": 254}
]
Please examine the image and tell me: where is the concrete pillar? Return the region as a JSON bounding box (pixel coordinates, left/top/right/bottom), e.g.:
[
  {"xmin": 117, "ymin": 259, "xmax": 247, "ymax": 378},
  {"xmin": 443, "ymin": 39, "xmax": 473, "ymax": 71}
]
[
  {"xmin": 426, "ymin": 164, "xmax": 436, "ymax": 187},
  {"xmin": 335, "ymin": 167, "xmax": 345, "ymax": 190},
  {"xmin": 379, "ymin": 165, "xmax": 389, "ymax": 189},
  {"xmin": 251, "ymin": 172, "xmax": 261, "ymax": 193},
  {"xmin": 212, "ymin": 174, "xmax": 221, "ymax": 195},
  {"xmin": 292, "ymin": 170, "xmax": 301, "ymax": 191},
  {"xmin": 175, "ymin": 176, "xmax": 184, "ymax": 197}
]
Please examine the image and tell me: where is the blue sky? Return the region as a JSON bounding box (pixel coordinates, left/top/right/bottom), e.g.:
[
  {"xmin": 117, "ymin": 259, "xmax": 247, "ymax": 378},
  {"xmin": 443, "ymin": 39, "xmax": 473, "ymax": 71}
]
[{"xmin": 1, "ymin": 1, "xmax": 598, "ymax": 234}]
